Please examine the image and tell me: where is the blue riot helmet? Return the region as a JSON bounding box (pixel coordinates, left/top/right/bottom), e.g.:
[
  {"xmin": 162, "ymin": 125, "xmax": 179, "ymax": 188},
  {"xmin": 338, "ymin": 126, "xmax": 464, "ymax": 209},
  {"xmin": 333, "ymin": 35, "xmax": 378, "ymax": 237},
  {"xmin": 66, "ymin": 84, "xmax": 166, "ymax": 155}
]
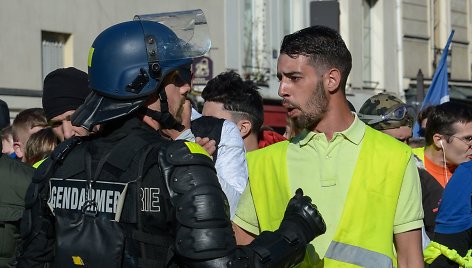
[{"xmin": 72, "ymin": 9, "xmax": 211, "ymax": 131}]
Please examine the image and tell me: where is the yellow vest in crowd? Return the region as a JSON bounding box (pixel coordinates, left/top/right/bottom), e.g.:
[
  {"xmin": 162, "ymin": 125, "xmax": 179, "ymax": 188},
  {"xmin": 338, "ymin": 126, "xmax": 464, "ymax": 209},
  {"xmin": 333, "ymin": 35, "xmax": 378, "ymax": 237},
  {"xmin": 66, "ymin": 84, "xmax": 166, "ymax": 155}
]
[
  {"xmin": 247, "ymin": 127, "xmax": 411, "ymax": 267},
  {"xmin": 411, "ymin": 146, "xmax": 425, "ymax": 163}
]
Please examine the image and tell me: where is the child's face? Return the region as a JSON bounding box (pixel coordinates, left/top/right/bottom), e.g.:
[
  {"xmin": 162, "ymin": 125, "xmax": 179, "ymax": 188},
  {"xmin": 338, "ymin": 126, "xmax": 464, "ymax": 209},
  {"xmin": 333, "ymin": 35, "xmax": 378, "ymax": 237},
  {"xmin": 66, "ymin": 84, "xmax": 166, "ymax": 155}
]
[{"xmin": 2, "ymin": 136, "xmax": 14, "ymax": 154}]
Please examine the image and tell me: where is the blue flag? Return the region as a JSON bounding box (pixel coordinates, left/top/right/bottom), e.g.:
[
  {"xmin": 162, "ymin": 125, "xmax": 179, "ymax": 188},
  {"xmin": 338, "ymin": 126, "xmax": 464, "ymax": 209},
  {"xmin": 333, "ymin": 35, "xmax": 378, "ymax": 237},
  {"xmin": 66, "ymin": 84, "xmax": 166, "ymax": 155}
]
[{"xmin": 413, "ymin": 30, "xmax": 455, "ymax": 137}]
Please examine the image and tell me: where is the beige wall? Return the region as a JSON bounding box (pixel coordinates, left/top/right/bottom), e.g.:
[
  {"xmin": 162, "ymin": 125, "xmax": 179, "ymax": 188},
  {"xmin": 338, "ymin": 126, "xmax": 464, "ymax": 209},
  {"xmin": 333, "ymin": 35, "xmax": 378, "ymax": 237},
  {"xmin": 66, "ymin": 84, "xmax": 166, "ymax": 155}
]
[
  {"xmin": 0, "ymin": 1, "xmax": 225, "ymax": 95},
  {"xmin": 450, "ymin": 0, "xmax": 470, "ymax": 80}
]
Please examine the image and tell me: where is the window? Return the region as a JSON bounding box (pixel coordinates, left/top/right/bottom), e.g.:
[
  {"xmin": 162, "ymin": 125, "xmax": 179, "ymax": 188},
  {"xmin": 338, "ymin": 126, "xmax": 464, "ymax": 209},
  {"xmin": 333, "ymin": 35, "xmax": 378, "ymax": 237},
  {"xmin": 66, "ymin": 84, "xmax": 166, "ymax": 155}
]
[
  {"xmin": 41, "ymin": 31, "xmax": 72, "ymax": 81},
  {"xmin": 242, "ymin": 0, "xmax": 271, "ymax": 86}
]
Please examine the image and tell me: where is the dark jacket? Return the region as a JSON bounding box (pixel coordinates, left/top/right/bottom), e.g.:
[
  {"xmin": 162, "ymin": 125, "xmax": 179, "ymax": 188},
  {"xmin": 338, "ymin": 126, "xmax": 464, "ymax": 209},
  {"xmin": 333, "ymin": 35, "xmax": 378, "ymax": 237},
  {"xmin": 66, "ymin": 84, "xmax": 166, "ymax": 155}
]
[
  {"xmin": 18, "ymin": 117, "xmax": 176, "ymax": 268},
  {"xmin": 0, "ymin": 154, "xmax": 34, "ymax": 268}
]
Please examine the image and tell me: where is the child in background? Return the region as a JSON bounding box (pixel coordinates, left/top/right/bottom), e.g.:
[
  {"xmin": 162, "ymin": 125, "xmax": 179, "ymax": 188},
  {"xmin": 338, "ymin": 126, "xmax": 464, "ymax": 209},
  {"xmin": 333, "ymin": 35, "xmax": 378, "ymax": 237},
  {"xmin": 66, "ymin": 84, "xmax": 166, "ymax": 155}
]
[
  {"xmin": 24, "ymin": 127, "xmax": 58, "ymax": 168},
  {"xmin": 1, "ymin": 126, "xmax": 16, "ymax": 158},
  {"xmin": 12, "ymin": 108, "xmax": 48, "ymax": 161}
]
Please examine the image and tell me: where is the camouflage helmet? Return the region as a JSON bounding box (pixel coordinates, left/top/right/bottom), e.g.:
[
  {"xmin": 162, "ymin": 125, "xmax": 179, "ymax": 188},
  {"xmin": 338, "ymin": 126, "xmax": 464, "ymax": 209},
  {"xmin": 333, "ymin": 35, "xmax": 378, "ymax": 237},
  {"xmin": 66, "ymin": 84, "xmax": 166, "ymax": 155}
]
[{"xmin": 358, "ymin": 93, "xmax": 414, "ymax": 130}]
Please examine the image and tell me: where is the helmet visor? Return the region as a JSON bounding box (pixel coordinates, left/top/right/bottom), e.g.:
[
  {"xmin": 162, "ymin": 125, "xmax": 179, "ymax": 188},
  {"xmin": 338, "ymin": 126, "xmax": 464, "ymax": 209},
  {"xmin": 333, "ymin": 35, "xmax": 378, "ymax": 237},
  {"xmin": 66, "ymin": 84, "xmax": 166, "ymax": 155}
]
[{"xmin": 134, "ymin": 9, "xmax": 211, "ymax": 60}]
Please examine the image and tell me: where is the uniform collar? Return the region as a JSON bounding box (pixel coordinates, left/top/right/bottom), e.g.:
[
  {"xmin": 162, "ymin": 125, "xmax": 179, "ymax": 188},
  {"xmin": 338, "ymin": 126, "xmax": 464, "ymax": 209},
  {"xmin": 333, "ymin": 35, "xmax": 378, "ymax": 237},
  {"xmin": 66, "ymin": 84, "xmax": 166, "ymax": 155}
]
[{"xmin": 98, "ymin": 117, "xmax": 157, "ymax": 171}]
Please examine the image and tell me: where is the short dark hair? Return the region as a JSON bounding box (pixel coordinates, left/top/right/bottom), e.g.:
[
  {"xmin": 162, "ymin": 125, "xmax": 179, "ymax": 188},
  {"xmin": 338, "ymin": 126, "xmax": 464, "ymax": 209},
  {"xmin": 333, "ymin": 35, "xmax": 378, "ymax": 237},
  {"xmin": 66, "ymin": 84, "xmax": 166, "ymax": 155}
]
[
  {"xmin": 417, "ymin": 105, "xmax": 435, "ymax": 126},
  {"xmin": 202, "ymin": 71, "xmax": 264, "ymax": 134},
  {"xmin": 425, "ymin": 102, "xmax": 472, "ymax": 146},
  {"xmin": 280, "ymin": 25, "xmax": 352, "ymax": 90}
]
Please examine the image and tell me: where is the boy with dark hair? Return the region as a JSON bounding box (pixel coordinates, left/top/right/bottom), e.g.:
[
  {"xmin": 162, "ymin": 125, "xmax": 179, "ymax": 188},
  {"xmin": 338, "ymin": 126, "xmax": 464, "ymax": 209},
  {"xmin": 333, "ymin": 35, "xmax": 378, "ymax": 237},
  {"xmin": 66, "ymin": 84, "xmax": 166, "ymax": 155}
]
[{"xmin": 201, "ymin": 71, "xmax": 264, "ymax": 152}]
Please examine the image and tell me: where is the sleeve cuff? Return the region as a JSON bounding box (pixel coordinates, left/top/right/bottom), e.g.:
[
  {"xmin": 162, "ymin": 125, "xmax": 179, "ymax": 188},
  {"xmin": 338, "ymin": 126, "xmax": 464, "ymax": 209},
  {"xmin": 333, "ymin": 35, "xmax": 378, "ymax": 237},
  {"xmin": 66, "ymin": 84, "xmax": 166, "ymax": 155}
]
[
  {"xmin": 393, "ymin": 219, "xmax": 424, "ymax": 234},
  {"xmin": 232, "ymin": 214, "xmax": 260, "ymax": 236}
]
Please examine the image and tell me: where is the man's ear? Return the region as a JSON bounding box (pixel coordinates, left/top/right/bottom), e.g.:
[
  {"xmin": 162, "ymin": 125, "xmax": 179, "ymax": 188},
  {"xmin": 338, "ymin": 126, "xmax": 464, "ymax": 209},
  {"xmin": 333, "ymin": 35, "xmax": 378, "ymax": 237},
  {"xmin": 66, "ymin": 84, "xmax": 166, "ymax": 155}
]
[
  {"xmin": 237, "ymin": 120, "xmax": 252, "ymax": 139},
  {"xmin": 432, "ymin": 133, "xmax": 444, "ymax": 149},
  {"xmin": 13, "ymin": 141, "xmax": 23, "ymax": 159},
  {"xmin": 324, "ymin": 68, "xmax": 341, "ymax": 93}
]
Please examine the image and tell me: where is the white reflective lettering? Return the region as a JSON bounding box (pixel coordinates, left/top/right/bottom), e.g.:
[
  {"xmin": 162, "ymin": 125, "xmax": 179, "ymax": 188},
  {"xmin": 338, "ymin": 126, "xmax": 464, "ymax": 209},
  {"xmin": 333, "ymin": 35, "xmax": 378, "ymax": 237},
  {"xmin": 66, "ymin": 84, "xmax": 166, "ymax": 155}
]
[
  {"xmin": 140, "ymin": 188, "xmax": 145, "ymax": 211},
  {"xmin": 113, "ymin": 191, "xmax": 120, "ymax": 212},
  {"xmin": 48, "ymin": 180, "xmax": 134, "ymax": 217},
  {"xmin": 62, "ymin": 187, "xmax": 71, "ymax": 209},
  {"xmin": 96, "ymin": 190, "xmax": 106, "ymax": 212},
  {"xmin": 70, "ymin": 188, "xmax": 79, "ymax": 209},
  {"xmin": 140, "ymin": 187, "xmax": 161, "ymax": 212},
  {"xmin": 150, "ymin": 188, "xmax": 160, "ymax": 212},
  {"xmin": 56, "ymin": 187, "xmax": 63, "ymax": 208},
  {"xmin": 106, "ymin": 191, "xmax": 114, "ymax": 213},
  {"xmin": 50, "ymin": 186, "xmax": 57, "ymax": 207},
  {"xmin": 78, "ymin": 188, "xmax": 86, "ymax": 210}
]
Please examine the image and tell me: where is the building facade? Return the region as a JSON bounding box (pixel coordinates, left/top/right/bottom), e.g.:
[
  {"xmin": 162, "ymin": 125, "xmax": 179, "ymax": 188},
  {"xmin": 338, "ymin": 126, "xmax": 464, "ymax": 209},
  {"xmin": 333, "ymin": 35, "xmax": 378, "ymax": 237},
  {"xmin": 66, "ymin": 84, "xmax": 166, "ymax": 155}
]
[{"xmin": 224, "ymin": 0, "xmax": 472, "ymax": 112}]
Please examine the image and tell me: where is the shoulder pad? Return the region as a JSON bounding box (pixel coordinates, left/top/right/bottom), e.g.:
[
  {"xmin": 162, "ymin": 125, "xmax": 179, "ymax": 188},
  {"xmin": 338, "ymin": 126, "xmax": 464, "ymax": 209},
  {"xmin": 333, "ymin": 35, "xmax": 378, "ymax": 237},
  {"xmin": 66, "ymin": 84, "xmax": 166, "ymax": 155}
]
[{"xmin": 165, "ymin": 140, "xmax": 214, "ymax": 167}]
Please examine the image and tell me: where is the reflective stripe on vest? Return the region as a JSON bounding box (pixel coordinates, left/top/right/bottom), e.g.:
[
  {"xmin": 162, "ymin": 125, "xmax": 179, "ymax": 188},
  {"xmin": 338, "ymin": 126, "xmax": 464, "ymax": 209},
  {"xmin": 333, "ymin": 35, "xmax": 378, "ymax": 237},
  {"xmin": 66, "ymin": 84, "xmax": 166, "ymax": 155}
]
[{"xmin": 325, "ymin": 241, "xmax": 393, "ymax": 268}]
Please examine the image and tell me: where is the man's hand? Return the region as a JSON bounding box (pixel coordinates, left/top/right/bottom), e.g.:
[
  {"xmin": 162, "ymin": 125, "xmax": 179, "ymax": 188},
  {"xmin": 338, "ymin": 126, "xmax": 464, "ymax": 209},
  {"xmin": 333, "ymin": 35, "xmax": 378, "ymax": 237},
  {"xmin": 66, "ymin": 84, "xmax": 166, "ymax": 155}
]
[
  {"xmin": 196, "ymin": 137, "xmax": 216, "ymax": 156},
  {"xmin": 279, "ymin": 188, "xmax": 326, "ymax": 243}
]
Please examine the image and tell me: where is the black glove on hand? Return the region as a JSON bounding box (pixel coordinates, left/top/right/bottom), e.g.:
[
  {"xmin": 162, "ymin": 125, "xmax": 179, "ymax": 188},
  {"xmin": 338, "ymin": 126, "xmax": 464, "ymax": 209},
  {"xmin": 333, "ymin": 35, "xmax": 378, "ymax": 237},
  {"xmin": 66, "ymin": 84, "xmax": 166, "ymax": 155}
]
[{"xmin": 279, "ymin": 188, "xmax": 326, "ymax": 243}]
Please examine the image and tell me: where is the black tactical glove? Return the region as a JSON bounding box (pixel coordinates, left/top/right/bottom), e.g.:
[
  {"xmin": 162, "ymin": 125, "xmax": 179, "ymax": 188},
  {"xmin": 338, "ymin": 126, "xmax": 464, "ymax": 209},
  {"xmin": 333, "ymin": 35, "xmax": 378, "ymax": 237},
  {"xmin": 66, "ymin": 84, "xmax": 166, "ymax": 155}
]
[
  {"xmin": 278, "ymin": 188, "xmax": 326, "ymax": 244},
  {"xmin": 198, "ymin": 189, "xmax": 325, "ymax": 268}
]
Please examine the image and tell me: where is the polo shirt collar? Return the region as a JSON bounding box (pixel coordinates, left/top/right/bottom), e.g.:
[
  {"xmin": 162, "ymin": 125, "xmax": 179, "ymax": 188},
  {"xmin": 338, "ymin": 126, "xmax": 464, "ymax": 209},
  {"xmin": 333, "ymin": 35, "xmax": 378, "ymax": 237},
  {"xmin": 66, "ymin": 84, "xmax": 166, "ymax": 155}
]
[{"xmin": 297, "ymin": 113, "xmax": 365, "ymax": 146}]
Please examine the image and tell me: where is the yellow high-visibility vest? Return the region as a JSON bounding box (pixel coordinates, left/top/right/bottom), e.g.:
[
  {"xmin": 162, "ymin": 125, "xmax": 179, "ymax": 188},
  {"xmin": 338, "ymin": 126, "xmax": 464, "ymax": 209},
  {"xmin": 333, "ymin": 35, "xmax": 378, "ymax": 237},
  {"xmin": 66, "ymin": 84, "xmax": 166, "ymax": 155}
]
[
  {"xmin": 412, "ymin": 146, "xmax": 425, "ymax": 163},
  {"xmin": 247, "ymin": 127, "xmax": 411, "ymax": 267}
]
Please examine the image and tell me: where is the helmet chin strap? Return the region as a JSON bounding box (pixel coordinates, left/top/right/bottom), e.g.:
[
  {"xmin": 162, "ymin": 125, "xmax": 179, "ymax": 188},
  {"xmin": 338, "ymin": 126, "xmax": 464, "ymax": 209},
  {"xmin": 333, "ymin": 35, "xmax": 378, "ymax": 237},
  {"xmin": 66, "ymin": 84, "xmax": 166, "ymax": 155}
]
[{"xmin": 141, "ymin": 89, "xmax": 185, "ymax": 131}]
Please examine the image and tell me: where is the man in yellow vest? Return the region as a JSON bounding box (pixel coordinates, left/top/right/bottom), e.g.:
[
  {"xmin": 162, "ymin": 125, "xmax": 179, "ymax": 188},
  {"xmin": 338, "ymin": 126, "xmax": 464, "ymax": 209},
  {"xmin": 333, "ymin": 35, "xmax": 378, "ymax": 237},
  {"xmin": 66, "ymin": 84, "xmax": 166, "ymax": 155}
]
[{"xmin": 232, "ymin": 25, "xmax": 424, "ymax": 267}]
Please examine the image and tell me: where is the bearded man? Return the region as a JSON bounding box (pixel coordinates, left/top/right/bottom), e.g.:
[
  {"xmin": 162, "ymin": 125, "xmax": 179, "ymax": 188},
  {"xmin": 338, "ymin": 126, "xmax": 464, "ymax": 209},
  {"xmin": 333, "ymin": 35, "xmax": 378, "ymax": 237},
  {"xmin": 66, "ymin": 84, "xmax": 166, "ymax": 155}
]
[{"xmin": 232, "ymin": 25, "xmax": 424, "ymax": 268}]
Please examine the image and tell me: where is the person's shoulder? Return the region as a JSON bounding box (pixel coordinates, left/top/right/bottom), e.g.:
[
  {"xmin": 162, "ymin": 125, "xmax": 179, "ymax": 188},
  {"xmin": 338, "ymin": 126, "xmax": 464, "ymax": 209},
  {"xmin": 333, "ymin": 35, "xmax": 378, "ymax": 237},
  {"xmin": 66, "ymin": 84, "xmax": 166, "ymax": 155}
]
[
  {"xmin": 0, "ymin": 154, "xmax": 34, "ymax": 177},
  {"xmin": 411, "ymin": 146, "xmax": 424, "ymax": 155},
  {"xmin": 366, "ymin": 126, "xmax": 412, "ymax": 152},
  {"xmin": 167, "ymin": 140, "xmax": 212, "ymax": 158},
  {"xmin": 221, "ymin": 120, "xmax": 243, "ymax": 139},
  {"xmin": 248, "ymin": 140, "xmax": 289, "ymax": 157},
  {"xmin": 222, "ymin": 119, "xmax": 238, "ymax": 131},
  {"xmin": 457, "ymin": 160, "xmax": 472, "ymax": 172},
  {"xmin": 460, "ymin": 160, "xmax": 472, "ymax": 168}
]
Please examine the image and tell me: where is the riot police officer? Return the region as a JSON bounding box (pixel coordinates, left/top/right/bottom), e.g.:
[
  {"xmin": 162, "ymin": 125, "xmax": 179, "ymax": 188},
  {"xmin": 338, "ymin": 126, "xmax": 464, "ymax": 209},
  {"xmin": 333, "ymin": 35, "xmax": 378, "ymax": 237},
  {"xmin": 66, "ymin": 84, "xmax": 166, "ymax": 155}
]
[{"xmin": 17, "ymin": 10, "xmax": 326, "ymax": 268}]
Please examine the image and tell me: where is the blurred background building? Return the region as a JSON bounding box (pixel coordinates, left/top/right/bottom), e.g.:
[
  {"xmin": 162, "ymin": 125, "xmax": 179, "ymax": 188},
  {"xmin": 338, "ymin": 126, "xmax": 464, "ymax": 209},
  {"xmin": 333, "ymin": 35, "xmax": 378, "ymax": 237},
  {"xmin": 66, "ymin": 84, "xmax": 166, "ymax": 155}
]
[{"xmin": 1, "ymin": 0, "xmax": 472, "ymax": 130}]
